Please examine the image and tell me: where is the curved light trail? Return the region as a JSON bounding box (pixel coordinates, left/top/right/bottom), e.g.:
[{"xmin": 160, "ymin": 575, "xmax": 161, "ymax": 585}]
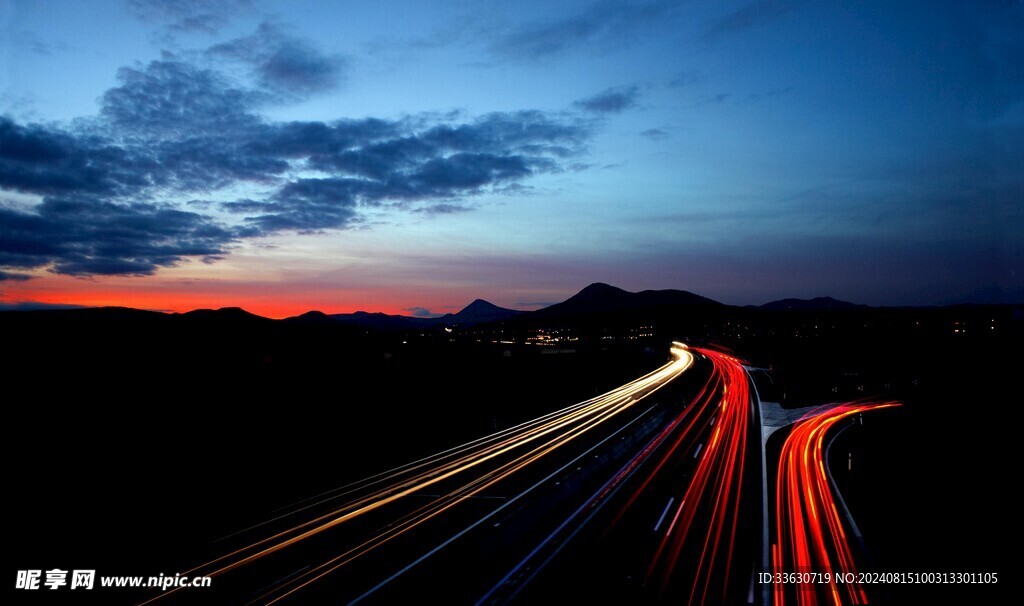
[{"xmin": 772, "ymin": 401, "xmax": 900, "ymax": 606}]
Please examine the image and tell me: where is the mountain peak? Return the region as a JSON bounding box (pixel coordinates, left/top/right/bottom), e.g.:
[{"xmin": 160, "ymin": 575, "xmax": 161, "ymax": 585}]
[
  {"xmin": 284, "ymin": 310, "xmax": 331, "ymax": 323},
  {"xmin": 562, "ymin": 283, "xmax": 632, "ymax": 304},
  {"xmin": 528, "ymin": 283, "xmax": 720, "ymax": 320},
  {"xmin": 181, "ymin": 307, "xmax": 268, "ymax": 321},
  {"xmin": 577, "ymin": 282, "xmax": 629, "ymax": 296},
  {"xmin": 447, "ymin": 299, "xmax": 520, "ymax": 324},
  {"xmin": 463, "ymin": 298, "xmax": 499, "ymax": 311}
]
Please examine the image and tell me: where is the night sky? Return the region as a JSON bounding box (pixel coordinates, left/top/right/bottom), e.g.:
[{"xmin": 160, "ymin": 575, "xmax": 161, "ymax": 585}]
[{"xmin": 1, "ymin": 0, "xmax": 1021, "ymax": 317}]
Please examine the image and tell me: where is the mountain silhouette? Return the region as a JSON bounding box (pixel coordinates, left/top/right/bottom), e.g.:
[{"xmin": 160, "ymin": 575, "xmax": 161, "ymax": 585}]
[
  {"xmin": 179, "ymin": 307, "xmax": 272, "ymax": 323},
  {"xmin": 528, "ymin": 282, "xmax": 721, "ymax": 320},
  {"xmin": 436, "ymin": 299, "xmax": 521, "ymax": 325},
  {"xmin": 758, "ymin": 297, "xmax": 867, "ymax": 311},
  {"xmin": 323, "ymin": 310, "xmax": 437, "ymax": 331},
  {"xmin": 285, "ymin": 310, "xmax": 333, "ymax": 323},
  {"xmin": 289, "ymin": 299, "xmax": 521, "ymax": 331}
]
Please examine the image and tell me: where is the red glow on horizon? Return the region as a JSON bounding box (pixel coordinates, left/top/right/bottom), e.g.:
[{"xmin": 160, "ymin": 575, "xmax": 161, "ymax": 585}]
[
  {"xmin": 0, "ymin": 277, "xmax": 492, "ymax": 318},
  {"xmin": 2, "ymin": 290, "xmax": 418, "ymax": 318}
]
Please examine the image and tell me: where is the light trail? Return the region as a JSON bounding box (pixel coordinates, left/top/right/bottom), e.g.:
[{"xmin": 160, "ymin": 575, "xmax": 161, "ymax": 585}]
[
  {"xmin": 771, "ymin": 401, "xmax": 899, "ymax": 606},
  {"xmin": 479, "ymin": 346, "xmax": 757, "ymax": 605},
  {"xmin": 141, "ymin": 343, "xmax": 694, "ymax": 605},
  {"xmin": 640, "ymin": 347, "xmax": 755, "ymax": 605}
]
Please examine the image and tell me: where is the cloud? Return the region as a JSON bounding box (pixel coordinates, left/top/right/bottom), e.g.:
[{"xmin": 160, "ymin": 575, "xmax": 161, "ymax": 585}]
[
  {"xmin": 170, "ymin": 14, "xmax": 228, "ymax": 34},
  {"xmin": 9, "ymin": 33, "xmax": 70, "ymax": 57},
  {"xmin": 0, "ymin": 117, "xmax": 147, "ymax": 197},
  {"xmin": 404, "ymin": 306, "xmax": 439, "ymax": 318},
  {"xmin": 0, "ymin": 37, "xmax": 591, "ymax": 277},
  {"xmin": 101, "ymin": 59, "xmax": 264, "ymax": 135},
  {"xmin": 413, "ymin": 203, "xmax": 473, "ymax": 215},
  {"xmin": 489, "ymin": 0, "xmax": 676, "ymax": 60},
  {"xmin": 574, "ymin": 86, "xmax": 639, "ymax": 114},
  {"xmin": 0, "ymin": 301, "xmax": 86, "ymax": 311},
  {"xmin": 0, "ymin": 198, "xmax": 237, "ymax": 276},
  {"xmin": 703, "ymin": 0, "xmax": 805, "ymax": 43},
  {"xmin": 691, "ymin": 92, "xmax": 731, "ymax": 107},
  {"xmin": 207, "ymin": 22, "xmax": 346, "ymax": 96},
  {"xmin": 0, "ymin": 270, "xmax": 33, "ymax": 281},
  {"xmin": 641, "ymin": 128, "xmax": 669, "ymax": 140},
  {"xmin": 230, "ymin": 178, "xmax": 361, "ymax": 233},
  {"xmin": 224, "ymin": 111, "xmax": 587, "ymax": 232},
  {"xmin": 125, "ymin": 0, "xmax": 254, "ymax": 34}
]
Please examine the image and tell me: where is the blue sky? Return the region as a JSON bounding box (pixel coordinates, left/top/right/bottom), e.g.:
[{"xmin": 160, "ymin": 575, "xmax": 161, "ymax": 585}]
[{"xmin": 1, "ymin": 0, "xmax": 1021, "ymax": 315}]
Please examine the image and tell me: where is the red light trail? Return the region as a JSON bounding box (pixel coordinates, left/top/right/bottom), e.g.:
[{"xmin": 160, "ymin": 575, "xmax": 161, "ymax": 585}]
[
  {"xmin": 636, "ymin": 347, "xmax": 755, "ymax": 604},
  {"xmin": 478, "ymin": 346, "xmax": 757, "ymax": 605},
  {"xmin": 772, "ymin": 401, "xmax": 899, "ymax": 606}
]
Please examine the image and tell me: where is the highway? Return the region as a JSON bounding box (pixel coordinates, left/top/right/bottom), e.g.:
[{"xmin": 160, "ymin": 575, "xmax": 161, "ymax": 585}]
[
  {"xmin": 770, "ymin": 401, "xmax": 899, "ymax": 606},
  {"xmin": 143, "ymin": 342, "xmax": 744, "ymax": 605},
  {"xmin": 138, "ymin": 344, "xmax": 901, "ymax": 606},
  {"xmin": 494, "ymin": 346, "xmax": 761, "ymax": 605}
]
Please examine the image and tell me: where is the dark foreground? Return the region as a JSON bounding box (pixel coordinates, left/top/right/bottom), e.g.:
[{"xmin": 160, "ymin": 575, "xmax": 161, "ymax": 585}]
[{"xmin": 5, "ymin": 303, "xmax": 1017, "ymax": 604}]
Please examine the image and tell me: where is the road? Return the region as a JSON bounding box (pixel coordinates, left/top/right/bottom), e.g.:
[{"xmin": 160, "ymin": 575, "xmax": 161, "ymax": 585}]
[
  {"xmin": 144, "ymin": 343, "xmax": 773, "ymax": 605},
  {"xmin": 138, "ymin": 345, "xmax": 901, "ymax": 606},
  {"xmin": 494, "ymin": 346, "xmax": 761, "ymax": 605},
  {"xmin": 770, "ymin": 401, "xmax": 899, "ymax": 606}
]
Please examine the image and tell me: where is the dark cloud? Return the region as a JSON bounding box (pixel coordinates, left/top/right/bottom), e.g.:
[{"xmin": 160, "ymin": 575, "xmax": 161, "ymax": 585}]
[
  {"xmin": 404, "ymin": 306, "xmax": 439, "ymax": 318},
  {"xmin": 1, "ymin": 103, "xmax": 587, "ymax": 275},
  {"xmin": 574, "ymin": 86, "xmax": 639, "ymax": 114},
  {"xmin": 0, "ymin": 117, "xmax": 155, "ymax": 197},
  {"xmin": 490, "ymin": 0, "xmax": 675, "ymax": 60},
  {"xmin": 247, "ymin": 118, "xmax": 400, "ymax": 159},
  {"xmin": 125, "ymin": 0, "xmax": 253, "ymax": 34},
  {"xmin": 692, "ymin": 93, "xmax": 731, "ymax": 107},
  {"xmin": 493, "ymin": 182, "xmax": 536, "ymax": 196},
  {"xmin": 0, "ymin": 270, "xmax": 33, "ymax": 282},
  {"xmin": 227, "ymin": 111, "xmax": 587, "ymax": 232},
  {"xmin": 5, "ymin": 31, "xmax": 71, "ymax": 57},
  {"xmin": 0, "ymin": 301, "xmax": 86, "ymax": 310},
  {"xmin": 414, "ymin": 203, "xmax": 473, "ymax": 215},
  {"xmin": 208, "ymin": 23, "xmax": 346, "ymax": 96},
  {"xmin": 0, "ymin": 199, "xmax": 237, "ymax": 276},
  {"xmin": 169, "ymin": 14, "xmax": 228, "ymax": 34},
  {"xmin": 641, "ymin": 128, "xmax": 669, "ymax": 140},
  {"xmin": 0, "ymin": 30, "xmax": 591, "ymax": 278},
  {"xmin": 101, "ymin": 59, "xmax": 263, "ymax": 135},
  {"xmin": 411, "ymin": 153, "xmax": 532, "ymax": 190},
  {"xmin": 27, "ymin": 39, "xmax": 68, "ymax": 56},
  {"xmin": 703, "ymin": 0, "xmax": 805, "ymax": 43},
  {"xmin": 419, "ymin": 111, "xmax": 585, "ymax": 157},
  {"xmin": 234, "ymin": 178, "xmax": 362, "ymax": 233}
]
